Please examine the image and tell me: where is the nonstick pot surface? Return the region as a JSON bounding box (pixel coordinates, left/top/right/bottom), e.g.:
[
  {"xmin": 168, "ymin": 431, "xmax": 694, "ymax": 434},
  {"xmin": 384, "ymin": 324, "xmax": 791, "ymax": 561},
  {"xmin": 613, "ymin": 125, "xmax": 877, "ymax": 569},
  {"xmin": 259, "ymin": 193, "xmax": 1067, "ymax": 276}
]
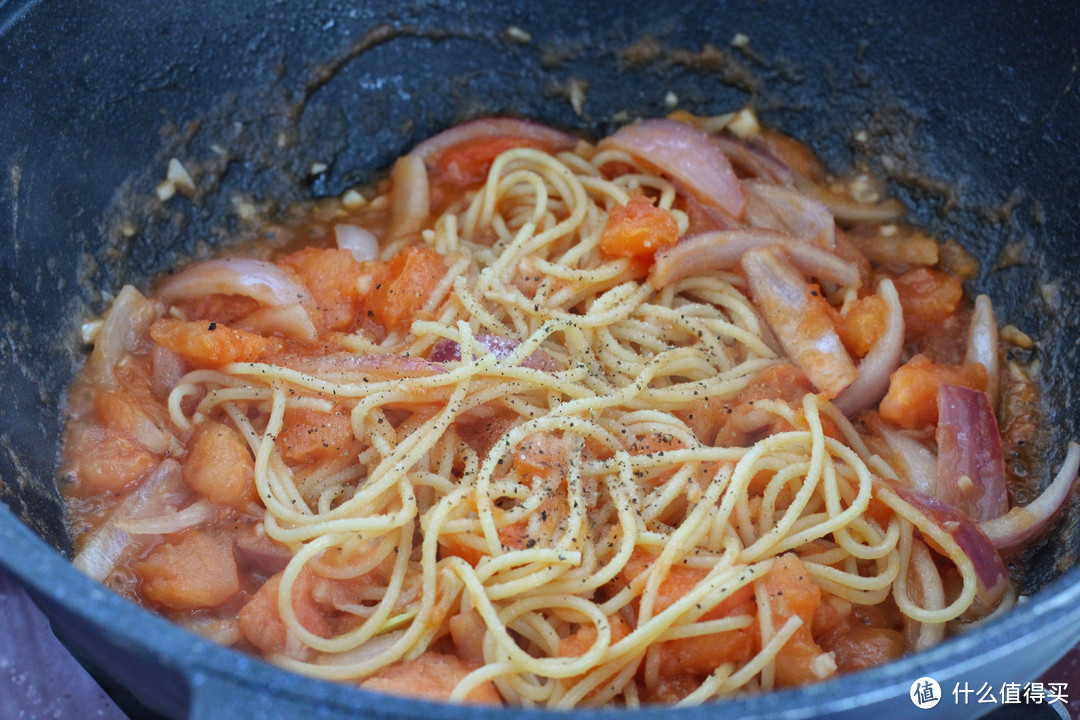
[{"xmin": 2, "ymin": 1, "xmax": 1080, "ymax": 718}]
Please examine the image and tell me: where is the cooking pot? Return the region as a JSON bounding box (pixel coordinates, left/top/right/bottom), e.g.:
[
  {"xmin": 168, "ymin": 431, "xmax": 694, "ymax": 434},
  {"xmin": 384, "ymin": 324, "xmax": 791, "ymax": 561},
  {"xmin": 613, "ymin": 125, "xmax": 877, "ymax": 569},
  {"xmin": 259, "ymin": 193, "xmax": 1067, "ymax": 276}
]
[{"xmin": 2, "ymin": 1, "xmax": 1079, "ymax": 718}]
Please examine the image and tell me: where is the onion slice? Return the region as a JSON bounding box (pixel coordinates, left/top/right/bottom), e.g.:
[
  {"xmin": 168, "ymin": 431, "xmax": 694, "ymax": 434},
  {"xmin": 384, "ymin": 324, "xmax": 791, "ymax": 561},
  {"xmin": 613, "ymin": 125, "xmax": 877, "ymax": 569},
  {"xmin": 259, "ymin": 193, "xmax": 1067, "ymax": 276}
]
[
  {"xmin": 158, "ymin": 258, "xmax": 315, "ymax": 309},
  {"xmin": 324, "ymin": 630, "xmax": 406, "ymax": 668},
  {"xmin": 150, "ymin": 344, "xmax": 186, "ymax": 399},
  {"xmin": 600, "ymin": 119, "xmax": 746, "ymax": 219},
  {"xmin": 742, "ymin": 246, "xmax": 857, "ymax": 398},
  {"xmin": 87, "ymin": 285, "xmax": 158, "ymax": 384},
  {"xmin": 834, "ymin": 279, "xmax": 904, "ymax": 416},
  {"xmin": 965, "ymin": 295, "xmax": 999, "ymax": 409},
  {"xmin": 334, "ymin": 224, "xmax": 379, "ymax": 262},
  {"xmin": 410, "ymin": 118, "xmax": 578, "ymax": 163},
  {"xmin": 979, "ymin": 442, "xmax": 1080, "ymax": 552},
  {"xmin": 73, "ymin": 459, "xmax": 187, "ymax": 581},
  {"xmin": 238, "ymin": 303, "xmax": 318, "ymax": 343},
  {"xmin": 877, "ymin": 423, "xmax": 938, "ymax": 497},
  {"xmin": 804, "ymin": 184, "xmax": 906, "ymax": 225},
  {"xmin": 115, "ymin": 499, "xmax": 217, "ymax": 536},
  {"xmin": 650, "ymin": 229, "xmax": 860, "ymax": 290},
  {"xmin": 387, "ymin": 154, "xmax": 430, "ymax": 240},
  {"xmin": 277, "ymin": 352, "xmax": 446, "ymax": 384},
  {"xmin": 743, "ymin": 180, "xmax": 835, "ymax": 249},
  {"xmin": 892, "ymin": 484, "xmax": 1009, "ymax": 619},
  {"xmin": 234, "ymin": 534, "xmax": 294, "ymax": 577},
  {"xmin": 904, "ymin": 538, "xmax": 947, "ymax": 652},
  {"xmin": 709, "ymin": 134, "xmax": 796, "ymax": 186},
  {"xmin": 935, "ymin": 384, "xmax": 1008, "ymax": 522},
  {"xmin": 430, "ymin": 334, "xmax": 560, "ymax": 372}
]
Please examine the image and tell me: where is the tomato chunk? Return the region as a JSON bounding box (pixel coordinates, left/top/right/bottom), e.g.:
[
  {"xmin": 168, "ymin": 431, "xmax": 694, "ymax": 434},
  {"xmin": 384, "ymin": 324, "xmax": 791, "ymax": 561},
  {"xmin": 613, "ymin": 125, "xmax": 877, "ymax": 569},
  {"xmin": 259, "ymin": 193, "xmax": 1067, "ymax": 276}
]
[
  {"xmin": 891, "ymin": 268, "xmax": 963, "ymax": 339},
  {"xmin": 133, "ymin": 530, "xmax": 240, "ymax": 610},
  {"xmin": 656, "ymin": 630, "xmax": 754, "ymax": 677},
  {"xmin": 150, "ymin": 318, "xmax": 282, "ymax": 365},
  {"xmin": 278, "ymin": 407, "xmax": 357, "ymax": 464},
  {"xmin": 362, "ymin": 652, "xmax": 501, "ymax": 705},
  {"xmin": 622, "ymin": 550, "xmax": 755, "ymax": 621},
  {"xmin": 277, "ymin": 247, "xmax": 365, "ymax": 333},
  {"xmin": 831, "ymin": 626, "xmax": 906, "ymax": 673},
  {"xmin": 879, "ymin": 354, "xmax": 988, "ymax": 429},
  {"xmin": 832, "ymin": 293, "xmax": 889, "ymax": 359},
  {"xmin": 363, "ymin": 246, "xmax": 448, "ymax": 334},
  {"xmin": 763, "ymin": 553, "xmax": 833, "ymax": 687},
  {"xmin": 238, "ymin": 569, "xmax": 332, "ymax": 656},
  {"xmin": 434, "ymin": 135, "xmax": 554, "ymax": 186},
  {"xmin": 599, "ymin": 196, "xmax": 679, "ymax": 267},
  {"xmin": 559, "ymin": 614, "xmax": 632, "ymax": 658},
  {"xmin": 183, "ymin": 420, "xmax": 258, "ymax": 510},
  {"xmin": 64, "ymin": 423, "xmax": 158, "ymax": 494}
]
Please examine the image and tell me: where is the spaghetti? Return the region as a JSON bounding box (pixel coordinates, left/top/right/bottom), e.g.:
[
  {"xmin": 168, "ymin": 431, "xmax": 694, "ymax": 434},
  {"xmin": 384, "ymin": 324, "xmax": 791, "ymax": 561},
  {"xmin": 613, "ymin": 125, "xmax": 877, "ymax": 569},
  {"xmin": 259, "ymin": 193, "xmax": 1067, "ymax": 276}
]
[{"xmin": 60, "ymin": 112, "xmax": 1076, "ymax": 707}]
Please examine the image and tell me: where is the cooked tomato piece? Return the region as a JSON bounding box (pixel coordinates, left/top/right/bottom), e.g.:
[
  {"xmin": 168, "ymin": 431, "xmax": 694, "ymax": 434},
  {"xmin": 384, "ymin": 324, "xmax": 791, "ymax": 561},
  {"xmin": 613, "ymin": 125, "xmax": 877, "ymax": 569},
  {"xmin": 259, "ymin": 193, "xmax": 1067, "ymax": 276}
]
[
  {"xmin": 890, "ymin": 267, "xmax": 963, "ymax": 339},
  {"xmin": 182, "ymin": 420, "xmax": 258, "ymax": 510},
  {"xmin": 362, "ymin": 245, "xmax": 447, "ymax": 334},
  {"xmin": 559, "ymin": 614, "xmax": 632, "ymax": 660},
  {"xmin": 880, "ymin": 354, "xmax": 988, "ymax": 429},
  {"xmin": 763, "ymin": 553, "xmax": 833, "ymax": 687},
  {"xmin": 278, "ymin": 407, "xmax": 356, "ymax": 465},
  {"xmin": 238, "ymin": 569, "xmax": 332, "ymax": 657},
  {"xmin": 598, "ymin": 196, "xmax": 680, "ymax": 267},
  {"xmin": 133, "ymin": 530, "xmax": 240, "ymax": 610},
  {"xmin": 64, "ymin": 423, "xmax": 158, "ymax": 494},
  {"xmin": 150, "ymin": 318, "xmax": 282, "ymax": 365},
  {"xmin": 361, "ymin": 652, "xmax": 501, "ymax": 704},
  {"xmin": 277, "ymin": 247, "xmax": 366, "ymax": 333}
]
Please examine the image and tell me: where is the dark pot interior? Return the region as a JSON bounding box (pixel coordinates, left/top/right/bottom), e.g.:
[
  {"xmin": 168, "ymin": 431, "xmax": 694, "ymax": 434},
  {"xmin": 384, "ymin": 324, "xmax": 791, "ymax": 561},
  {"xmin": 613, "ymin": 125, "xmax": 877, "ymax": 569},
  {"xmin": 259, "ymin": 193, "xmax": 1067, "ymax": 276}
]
[{"xmin": 1, "ymin": 1, "xmax": 1079, "ymax": 718}]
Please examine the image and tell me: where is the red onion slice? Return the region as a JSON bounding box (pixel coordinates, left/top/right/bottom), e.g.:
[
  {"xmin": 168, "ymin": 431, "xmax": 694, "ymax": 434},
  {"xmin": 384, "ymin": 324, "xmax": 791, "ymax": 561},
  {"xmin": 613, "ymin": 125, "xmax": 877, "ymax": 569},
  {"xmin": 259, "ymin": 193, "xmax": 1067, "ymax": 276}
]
[
  {"xmin": 935, "ymin": 384, "xmax": 1008, "ymax": 522},
  {"xmin": 115, "ymin": 498, "xmax": 217, "ymax": 536},
  {"xmin": 678, "ymin": 191, "xmax": 745, "ymax": 233},
  {"xmin": 877, "ymin": 423, "xmax": 938, "ymax": 497},
  {"xmin": 235, "ymin": 534, "xmax": 294, "ymax": 577},
  {"xmin": 428, "ymin": 337, "xmax": 464, "ymax": 363},
  {"xmin": 600, "ymin": 119, "xmax": 746, "ymax": 219},
  {"xmin": 979, "ymin": 442, "xmax": 1080, "ymax": 552},
  {"xmin": 892, "ymin": 484, "xmax": 1009, "ymax": 618},
  {"xmin": 238, "ymin": 303, "xmax": 319, "ymax": 343},
  {"xmin": 650, "ymin": 229, "xmax": 860, "ymax": 290},
  {"xmin": 742, "ymin": 246, "xmax": 857, "ymax": 398},
  {"xmin": 150, "ymin": 344, "xmax": 186, "ymax": 399},
  {"xmin": 965, "ymin": 295, "xmax": 999, "ymax": 409},
  {"xmin": 410, "ymin": 118, "xmax": 578, "ymax": 163},
  {"xmin": 387, "ymin": 154, "xmax": 429, "ymax": 239},
  {"xmin": 323, "ymin": 629, "xmax": 406, "ymax": 667},
  {"xmin": 709, "ymin": 134, "xmax": 796, "ymax": 186},
  {"xmin": 743, "ymin": 180, "xmax": 836, "ymax": 249},
  {"xmin": 177, "ymin": 614, "xmax": 241, "ymax": 646},
  {"xmin": 158, "ymin": 258, "xmax": 315, "ymax": 309},
  {"xmin": 88, "ymin": 285, "xmax": 158, "ymax": 384},
  {"xmin": 430, "ymin": 335, "xmax": 559, "ymax": 372},
  {"xmin": 278, "ymin": 352, "xmax": 446, "ymax": 383},
  {"xmin": 832, "ymin": 229, "xmax": 874, "ymax": 290},
  {"xmin": 804, "ymin": 185, "xmax": 906, "ymax": 225},
  {"xmin": 334, "ymin": 224, "xmax": 379, "ymax": 262},
  {"xmin": 903, "ymin": 539, "xmax": 947, "ymax": 652},
  {"xmin": 125, "ymin": 403, "xmax": 173, "ymax": 456},
  {"xmin": 833, "ymin": 279, "xmax": 904, "ymax": 416},
  {"xmin": 73, "ymin": 459, "xmax": 188, "ymax": 581}
]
